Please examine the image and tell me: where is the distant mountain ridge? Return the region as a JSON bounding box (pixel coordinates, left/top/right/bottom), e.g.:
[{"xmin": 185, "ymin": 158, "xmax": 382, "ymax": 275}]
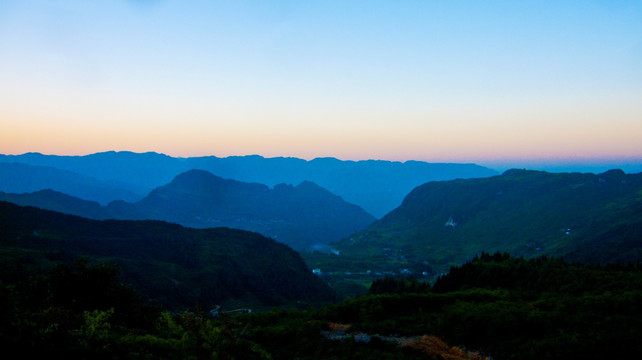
[
  {"xmin": 0, "ymin": 162, "xmax": 144, "ymax": 204},
  {"xmin": 0, "ymin": 201, "xmax": 336, "ymax": 309},
  {"xmin": 0, "ymin": 169, "xmax": 376, "ymax": 251},
  {"xmin": 0, "ymin": 151, "xmax": 498, "ymax": 217},
  {"xmin": 0, "ymin": 189, "xmax": 107, "ymax": 219},
  {"xmin": 329, "ymin": 169, "xmax": 642, "ymax": 274}
]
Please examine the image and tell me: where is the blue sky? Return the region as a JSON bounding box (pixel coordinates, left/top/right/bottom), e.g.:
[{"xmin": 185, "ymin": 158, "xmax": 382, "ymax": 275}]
[{"xmin": 1, "ymin": 1, "xmax": 641, "ymax": 170}]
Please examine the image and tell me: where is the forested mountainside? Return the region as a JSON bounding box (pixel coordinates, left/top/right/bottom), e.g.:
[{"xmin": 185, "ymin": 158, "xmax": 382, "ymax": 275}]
[
  {"xmin": 322, "ymin": 252, "xmax": 642, "ymax": 360},
  {"xmin": 4, "ymin": 251, "xmax": 641, "ymax": 359},
  {"xmin": 325, "ymin": 169, "xmax": 642, "ymax": 275},
  {"xmin": 0, "ymin": 151, "xmax": 497, "ymax": 217},
  {"xmin": 0, "ymin": 201, "xmax": 336, "ymax": 310}
]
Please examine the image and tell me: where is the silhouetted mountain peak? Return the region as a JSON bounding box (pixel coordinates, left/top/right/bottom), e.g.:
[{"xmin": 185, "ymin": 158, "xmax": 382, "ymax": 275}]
[
  {"xmin": 0, "ymin": 189, "xmax": 107, "ymax": 219},
  {"xmin": 29, "ymin": 189, "xmax": 76, "ymax": 198},
  {"xmin": 117, "ymin": 170, "xmax": 375, "ymax": 250},
  {"xmin": 295, "ymin": 180, "xmax": 337, "ymax": 197},
  {"xmin": 273, "ymin": 183, "xmax": 295, "ymax": 192},
  {"xmin": 600, "ymin": 169, "xmax": 625, "ymax": 177},
  {"xmin": 297, "ymin": 180, "xmax": 323, "ymax": 189},
  {"xmin": 271, "ymin": 181, "xmax": 328, "ymax": 194},
  {"xmin": 502, "ymin": 168, "xmax": 538, "ymax": 176},
  {"xmin": 93, "ymin": 150, "xmax": 170, "ymax": 158},
  {"xmin": 157, "ymin": 170, "xmax": 269, "ymax": 199},
  {"xmin": 169, "ymin": 169, "xmax": 226, "ymax": 186}
]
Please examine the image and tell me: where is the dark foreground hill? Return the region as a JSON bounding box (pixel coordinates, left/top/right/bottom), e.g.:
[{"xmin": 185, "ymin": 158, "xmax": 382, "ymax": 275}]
[
  {"xmin": 4, "ymin": 248, "xmax": 641, "ymax": 359},
  {"xmin": 0, "ymin": 170, "xmax": 376, "ymax": 251},
  {"xmin": 0, "ymin": 151, "xmax": 498, "ymax": 217},
  {"xmin": 0, "ymin": 201, "xmax": 336, "ymax": 310},
  {"xmin": 325, "ymin": 169, "xmax": 642, "ymax": 275}
]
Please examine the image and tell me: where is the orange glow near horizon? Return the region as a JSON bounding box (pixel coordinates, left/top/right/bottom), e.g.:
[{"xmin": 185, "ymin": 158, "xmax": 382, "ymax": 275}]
[
  {"xmin": 2, "ymin": 110, "xmax": 640, "ymax": 164},
  {"xmin": 1, "ymin": 2, "xmax": 641, "ymax": 167},
  {"xmin": 2, "ymin": 92, "xmax": 640, "ymax": 164}
]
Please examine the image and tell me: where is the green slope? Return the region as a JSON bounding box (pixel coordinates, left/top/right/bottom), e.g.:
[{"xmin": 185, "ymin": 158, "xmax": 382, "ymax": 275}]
[
  {"xmin": 314, "ymin": 253, "xmax": 642, "ymax": 360},
  {"xmin": 329, "ymin": 169, "xmax": 642, "ymax": 274}
]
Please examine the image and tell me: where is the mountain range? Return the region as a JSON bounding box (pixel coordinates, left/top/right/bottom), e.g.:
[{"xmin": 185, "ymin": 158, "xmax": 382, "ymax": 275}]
[
  {"xmin": 2, "ymin": 152, "xmax": 642, "ymax": 359},
  {"xmin": 0, "ymin": 162, "xmax": 143, "ymax": 204},
  {"xmin": 321, "ymin": 169, "xmax": 642, "ymax": 275},
  {"xmin": 0, "ymin": 169, "xmax": 376, "ymax": 251},
  {"xmin": 4, "ymin": 150, "xmax": 642, "ymax": 299},
  {"xmin": 0, "ymin": 151, "xmax": 498, "ymax": 217}
]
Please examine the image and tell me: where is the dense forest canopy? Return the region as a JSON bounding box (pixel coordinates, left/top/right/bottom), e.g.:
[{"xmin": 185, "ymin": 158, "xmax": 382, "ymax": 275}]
[
  {"xmin": 0, "ymin": 201, "xmax": 335, "ymax": 310},
  {"xmin": 3, "ymin": 251, "xmax": 642, "ymax": 359}
]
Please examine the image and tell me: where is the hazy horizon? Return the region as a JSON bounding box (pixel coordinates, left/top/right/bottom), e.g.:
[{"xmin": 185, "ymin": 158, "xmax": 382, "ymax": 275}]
[
  {"xmin": 1, "ymin": 1, "xmax": 641, "ymax": 166},
  {"xmin": 2, "ymin": 149, "xmax": 641, "ymax": 175}
]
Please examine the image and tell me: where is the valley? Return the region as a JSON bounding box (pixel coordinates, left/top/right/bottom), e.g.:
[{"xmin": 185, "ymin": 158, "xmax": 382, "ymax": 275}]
[
  {"xmin": 1, "ymin": 153, "xmax": 641, "ymax": 359},
  {"xmin": 4, "ymin": 1, "xmax": 640, "ymax": 358}
]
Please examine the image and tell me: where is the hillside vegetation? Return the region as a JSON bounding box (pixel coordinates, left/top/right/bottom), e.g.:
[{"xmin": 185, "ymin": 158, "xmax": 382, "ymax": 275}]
[
  {"xmin": 314, "ymin": 252, "xmax": 642, "ymax": 360},
  {"xmin": 4, "ymin": 251, "xmax": 640, "ymax": 359},
  {"xmin": 329, "ymin": 169, "xmax": 642, "ymax": 275},
  {"xmin": 0, "ymin": 201, "xmax": 336, "ymax": 310}
]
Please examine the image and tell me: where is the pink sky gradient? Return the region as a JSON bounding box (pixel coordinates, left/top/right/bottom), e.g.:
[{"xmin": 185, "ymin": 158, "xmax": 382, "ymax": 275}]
[{"xmin": 1, "ymin": 1, "xmax": 641, "ymax": 168}]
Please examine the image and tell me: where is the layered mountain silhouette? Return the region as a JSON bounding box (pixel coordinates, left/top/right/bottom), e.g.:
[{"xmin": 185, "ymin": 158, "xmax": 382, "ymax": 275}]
[
  {"xmin": 0, "ymin": 151, "xmax": 498, "ymax": 217},
  {"xmin": 109, "ymin": 170, "xmax": 376, "ymax": 250},
  {"xmin": 0, "ymin": 201, "xmax": 336, "ymax": 309},
  {"xmin": 330, "ymin": 169, "xmax": 642, "ymax": 274},
  {"xmin": 0, "ymin": 162, "xmax": 144, "ymax": 204},
  {"xmin": 0, "ymin": 189, "xmax": 107, "ymax": 219},
  {"xmin": 0, "ymin": 169, "xmax": 375, "ymax": 251}
]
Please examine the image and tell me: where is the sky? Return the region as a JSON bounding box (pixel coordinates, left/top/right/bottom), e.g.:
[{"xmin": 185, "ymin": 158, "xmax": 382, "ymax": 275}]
[{"xmin": 0, "ymin": 0, "xmax": 641, "ymax": 170}]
